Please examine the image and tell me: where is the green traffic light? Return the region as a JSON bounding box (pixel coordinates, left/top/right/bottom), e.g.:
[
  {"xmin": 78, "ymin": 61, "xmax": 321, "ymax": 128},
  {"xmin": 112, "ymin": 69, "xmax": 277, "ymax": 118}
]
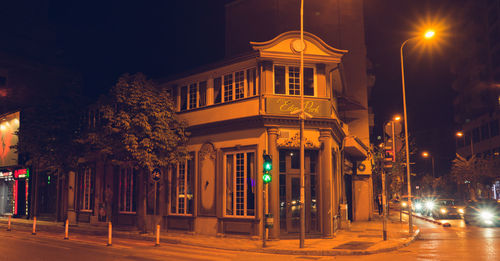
[
  {"xmin": 263, "ymin": 172, "xmax": 272, "ymax": 184},
  {"xmin": 263, "ymin": 154, "xmax": 272, "ymax": 171}
]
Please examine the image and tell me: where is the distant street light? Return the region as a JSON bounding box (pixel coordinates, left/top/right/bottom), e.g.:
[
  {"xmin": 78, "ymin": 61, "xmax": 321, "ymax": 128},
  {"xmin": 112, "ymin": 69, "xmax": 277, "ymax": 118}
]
[
  {"xmin": 400, "ymin": 29, "xmax": 435, "ymax": 235},
  {"xmin": 421, "ymin": 151, "xmax": 435, "ymax": 178}
]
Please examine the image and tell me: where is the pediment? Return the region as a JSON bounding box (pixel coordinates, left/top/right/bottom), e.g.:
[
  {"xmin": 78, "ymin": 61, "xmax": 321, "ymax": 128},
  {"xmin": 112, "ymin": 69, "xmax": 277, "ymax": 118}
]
[{"xmin": 250, "ymin": 31, "xmax": 347, "ymax": 63}]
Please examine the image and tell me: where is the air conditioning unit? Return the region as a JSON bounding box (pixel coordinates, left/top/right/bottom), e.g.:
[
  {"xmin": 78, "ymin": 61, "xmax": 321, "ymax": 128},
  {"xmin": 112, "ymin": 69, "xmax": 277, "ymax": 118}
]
[{"xmin": 356, "ymin": 159, "xmax": 372, "ymax": 175}]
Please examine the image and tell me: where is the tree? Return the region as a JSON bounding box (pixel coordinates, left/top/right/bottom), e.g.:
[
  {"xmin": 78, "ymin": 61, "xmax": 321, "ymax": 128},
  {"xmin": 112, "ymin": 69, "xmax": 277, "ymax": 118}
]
[
  {"xmin": 79, "ymin": 73, "xmax": 189, "ymax": 230},
  {"xmin": 450, "ymin": 154, "xmax": 496, "ymax": 200}
]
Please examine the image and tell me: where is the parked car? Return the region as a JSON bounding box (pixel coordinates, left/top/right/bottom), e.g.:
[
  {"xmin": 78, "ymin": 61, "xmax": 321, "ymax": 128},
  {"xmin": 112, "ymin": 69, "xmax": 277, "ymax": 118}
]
[
  {"xmin": 428, "ymin": 199, "xmax": 462, "ymax": 219},
  {"xmin": 464, "ymin": 199, "xmax": 500, "ymax": 226}
]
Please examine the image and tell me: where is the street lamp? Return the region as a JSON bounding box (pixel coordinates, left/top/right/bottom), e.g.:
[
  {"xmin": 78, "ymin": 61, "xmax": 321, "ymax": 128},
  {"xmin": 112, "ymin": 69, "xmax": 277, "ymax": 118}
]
[
  {"xmin": 421, "ymin": 151, "xmax": 435, "ymax": 178},
  {"xmin": 400, "ymin": 29, "xmax": 435, "ymax": 235}
]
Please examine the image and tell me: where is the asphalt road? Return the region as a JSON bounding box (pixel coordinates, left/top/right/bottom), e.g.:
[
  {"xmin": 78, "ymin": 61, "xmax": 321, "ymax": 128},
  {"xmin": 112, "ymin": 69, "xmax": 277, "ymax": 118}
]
[{"xmin": 0, "ymin": 215, "xmax": 498, "ymax": 261}]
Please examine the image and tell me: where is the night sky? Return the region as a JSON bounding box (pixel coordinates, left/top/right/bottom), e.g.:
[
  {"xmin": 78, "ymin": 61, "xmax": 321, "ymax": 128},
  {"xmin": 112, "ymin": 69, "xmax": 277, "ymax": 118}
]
[{"xmin": 5, "ymin": 0, "xmax": 460, "ymax": 176}]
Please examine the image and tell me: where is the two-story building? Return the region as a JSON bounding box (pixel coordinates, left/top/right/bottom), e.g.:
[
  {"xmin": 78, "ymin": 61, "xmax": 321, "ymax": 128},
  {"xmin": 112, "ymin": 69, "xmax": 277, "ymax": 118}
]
[{"xmin": 157, "ymin": 31, "xmax": 370, "ymax": 238}]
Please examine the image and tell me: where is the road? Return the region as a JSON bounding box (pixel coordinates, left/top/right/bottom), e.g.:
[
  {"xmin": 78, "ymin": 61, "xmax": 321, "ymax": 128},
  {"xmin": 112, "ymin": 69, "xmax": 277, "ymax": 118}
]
[{"xmin": 0, "ymin": 215, "xmax": 498, "ymax": 261}]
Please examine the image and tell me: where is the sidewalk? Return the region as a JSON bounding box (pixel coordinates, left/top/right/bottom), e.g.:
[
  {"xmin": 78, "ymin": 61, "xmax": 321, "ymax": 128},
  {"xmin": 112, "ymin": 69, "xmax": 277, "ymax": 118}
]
[{"xmin": 0, "ymin": 214, "xmax": 419, "ymax": 256}]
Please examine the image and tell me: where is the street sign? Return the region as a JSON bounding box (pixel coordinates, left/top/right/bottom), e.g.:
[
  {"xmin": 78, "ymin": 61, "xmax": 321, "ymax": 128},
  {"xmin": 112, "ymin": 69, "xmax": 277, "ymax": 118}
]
[{"xmin": 151, "ymin": 168, "xmax": 161, "ymax": 182}]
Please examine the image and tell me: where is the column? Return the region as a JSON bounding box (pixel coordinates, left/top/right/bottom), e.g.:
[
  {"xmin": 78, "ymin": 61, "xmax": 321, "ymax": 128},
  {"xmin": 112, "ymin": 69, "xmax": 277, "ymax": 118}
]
[
  {"xmin": 267, "ymin": 127, "xmax": 280, "ymax": 239},
  {"xmin": 319, "ymin": 129, "xmax": 333, "ymax": 237}
]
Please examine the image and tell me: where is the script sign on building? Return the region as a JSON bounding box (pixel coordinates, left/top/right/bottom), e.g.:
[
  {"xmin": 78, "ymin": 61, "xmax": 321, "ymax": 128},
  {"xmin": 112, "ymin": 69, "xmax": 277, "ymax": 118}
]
[{"xmin": 266, "ymin": 97, "xmax": 331, "ymax": 118}]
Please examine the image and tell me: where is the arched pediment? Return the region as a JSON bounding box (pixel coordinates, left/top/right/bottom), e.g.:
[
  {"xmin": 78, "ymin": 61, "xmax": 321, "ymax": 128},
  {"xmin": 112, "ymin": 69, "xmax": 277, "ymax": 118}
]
[{"xmin": 250, "ymin": 31, "xmax": 347, "ymax": 63}]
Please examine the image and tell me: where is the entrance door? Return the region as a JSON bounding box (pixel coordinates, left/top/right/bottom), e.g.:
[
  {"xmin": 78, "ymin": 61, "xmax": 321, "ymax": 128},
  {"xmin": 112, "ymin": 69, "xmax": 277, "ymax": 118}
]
[{"xmin": 279, "ymin": 150, "xmax": 319, "ymax": 235}]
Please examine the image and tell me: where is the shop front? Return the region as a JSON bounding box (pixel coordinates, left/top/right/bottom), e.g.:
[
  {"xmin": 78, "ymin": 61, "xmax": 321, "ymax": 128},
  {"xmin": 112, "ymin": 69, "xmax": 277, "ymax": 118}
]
[{"xmin": 0, "ymin": 169, "xmax": 29, "ymax": 217}]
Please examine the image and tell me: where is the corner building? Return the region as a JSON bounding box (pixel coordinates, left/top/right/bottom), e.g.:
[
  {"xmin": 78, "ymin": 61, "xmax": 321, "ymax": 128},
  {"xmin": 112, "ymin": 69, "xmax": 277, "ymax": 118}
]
[{"xmin": 160, "ymin": 31, "xmax": 370, "ymax": 238}]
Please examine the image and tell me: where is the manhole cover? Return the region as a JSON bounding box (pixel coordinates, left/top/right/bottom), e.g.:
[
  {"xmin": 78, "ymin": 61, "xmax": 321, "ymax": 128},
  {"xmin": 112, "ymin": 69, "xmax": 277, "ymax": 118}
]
[{"xmin": 333, "ymin": 241, "xmax": 375, "ymax": 250}]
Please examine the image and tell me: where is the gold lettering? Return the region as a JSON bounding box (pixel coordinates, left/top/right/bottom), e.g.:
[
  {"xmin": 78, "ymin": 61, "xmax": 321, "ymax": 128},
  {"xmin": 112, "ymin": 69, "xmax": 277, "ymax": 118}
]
[{"xmin": 304, "ymin": 101, "xmax": 320, "ymax": 114}]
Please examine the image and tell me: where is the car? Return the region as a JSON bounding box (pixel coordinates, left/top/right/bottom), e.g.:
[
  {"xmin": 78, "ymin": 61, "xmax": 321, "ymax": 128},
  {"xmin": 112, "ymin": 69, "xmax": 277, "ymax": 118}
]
[
  {"xmin": 398, "ymin": 195, "xmax": 421, "ymax": 212},
  {"xmin": 428, "ymin": 199, "xmax": 462, "ymax": 219},
  {"xmin": 463, "ymin": 199, "xmax": 500, "ymax": 226}
]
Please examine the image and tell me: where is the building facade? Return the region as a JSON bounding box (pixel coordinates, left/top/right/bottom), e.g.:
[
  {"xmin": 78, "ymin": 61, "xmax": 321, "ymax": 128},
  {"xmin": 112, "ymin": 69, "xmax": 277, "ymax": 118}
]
[{"xmin": 157, "ymin": 31, "xmax": 370, "ymax": 238}]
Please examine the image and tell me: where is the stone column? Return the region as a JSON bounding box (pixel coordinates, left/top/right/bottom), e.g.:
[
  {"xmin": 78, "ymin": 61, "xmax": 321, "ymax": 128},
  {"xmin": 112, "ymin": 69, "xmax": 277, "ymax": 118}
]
[
  {"xmin": 267, "ymin": 127, "xmax": 280, "ymax": 239},
  {"xmin": 319, "ymin": 129, "xmax": 333, "ymax": 237}
]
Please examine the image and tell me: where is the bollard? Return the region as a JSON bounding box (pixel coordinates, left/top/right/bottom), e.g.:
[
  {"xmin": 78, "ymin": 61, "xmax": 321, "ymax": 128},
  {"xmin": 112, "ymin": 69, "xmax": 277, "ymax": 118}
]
[
  {"xmin": 155, "ymin": 224, "xmax": 160, "ymax": 247},
  {"xmin": 7, "ymin": 215, "xmax": 11, "ymax": 231},
  {"xmin": 32, "ymin": 217, "xmax": 37, "ymax": 235},
  {"xmin": 107, "ymin": 222, "xmax": 112, "ymax": 246},
  {"xmin": 64, "ymin": 219, "xmax": 69, "ymax": 240}
]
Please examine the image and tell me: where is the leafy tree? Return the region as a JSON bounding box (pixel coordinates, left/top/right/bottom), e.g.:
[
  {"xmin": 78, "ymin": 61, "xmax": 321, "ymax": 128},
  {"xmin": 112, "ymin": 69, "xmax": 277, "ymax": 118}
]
[
  {"xmin": 450, "ymin": 154, "xmax": 498, "ymax": 200},
  {"xmin": 79, "ymin": 73, "xmax": 189, "ymax": 230}
]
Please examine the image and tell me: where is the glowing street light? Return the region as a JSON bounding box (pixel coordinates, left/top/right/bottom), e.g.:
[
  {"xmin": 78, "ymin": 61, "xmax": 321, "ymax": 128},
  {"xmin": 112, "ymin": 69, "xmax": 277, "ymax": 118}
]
[
  {"xmin": 421, "ymin": 151, "xmax": 435, "ymax": 178},
  {"xmin": 400, "ymin": 29, "xmax": 435, "ymax": 235}
]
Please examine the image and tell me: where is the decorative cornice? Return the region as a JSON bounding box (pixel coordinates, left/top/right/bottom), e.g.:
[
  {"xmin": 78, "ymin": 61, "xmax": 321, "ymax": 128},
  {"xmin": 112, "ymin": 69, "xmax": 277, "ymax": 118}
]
[{"xmin": 277, "ymin": 132, "xmax": 319, "ymax": 149}]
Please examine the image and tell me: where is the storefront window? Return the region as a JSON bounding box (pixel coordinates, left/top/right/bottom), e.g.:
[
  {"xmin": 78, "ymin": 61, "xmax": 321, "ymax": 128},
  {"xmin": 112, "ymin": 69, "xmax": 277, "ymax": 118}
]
[
  {"xmin": 79, "ymin": 166, "xmax": 94, "ymax": 211},
  {"xmin": 119, "ymin": 167, "xmax": 136, "ymax": 213},
  {"xmin": 170, "ymin": 155, "xmax": 194, "ymax": 215},
  {"xmin": 224, "ymin": 151, "xmax": 255, "ymax": 217}
]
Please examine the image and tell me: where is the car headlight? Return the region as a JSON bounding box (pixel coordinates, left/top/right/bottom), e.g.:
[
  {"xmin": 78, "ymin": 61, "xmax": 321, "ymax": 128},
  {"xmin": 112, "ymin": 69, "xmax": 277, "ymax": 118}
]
[
  {"xmin": 480, "ymin": 210, "xmax": 494, "ymax": 221},
  {"xmin": 401, "ymin": 202, "xmax": 407, "ymax": 207},
  {"xmin": 425, "ymin": 201, "xmax": 435, "ymax": 210},
  {"xmin": 458, "ymin": 208, "xmax": 464, "ymax": 214},
  {"xmin": 415, "ymin": 203, "xmax": 422, "ymax": 210},
  {"xmin": 440, "ymin": 208, "xmax": 447, "ymax": 214}
]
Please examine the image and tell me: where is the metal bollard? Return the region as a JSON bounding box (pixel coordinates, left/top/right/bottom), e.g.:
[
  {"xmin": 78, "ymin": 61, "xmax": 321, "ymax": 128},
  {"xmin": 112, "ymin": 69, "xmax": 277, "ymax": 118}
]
[
  {"xmin": 155, "ymin": 224, "xmax": 160, "ymax": 247},
  {"xmin": 107, "ymin": 222, "xmax": 112, "ymax": 246},
  {"xmin": 64, "ymin": 219, "xmax": 69, "ymax": 240},
  {"xmin": 7, "ymin": 215, "xmax": 11, "ymax": 231},
  {"xmin": 32, "ymin": 217, "xmax": 37, "ymax": 235}
]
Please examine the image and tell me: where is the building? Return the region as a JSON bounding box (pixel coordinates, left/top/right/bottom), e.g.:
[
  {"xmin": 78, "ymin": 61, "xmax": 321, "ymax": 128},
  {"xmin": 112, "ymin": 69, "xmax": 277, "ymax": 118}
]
[
  {"xmin": 157, "ymin": 30, "xmax": 370, "ymax": 238},
  {"xmin": 453, "ymin": 0, "xmax": 500, "ymax": 199}
]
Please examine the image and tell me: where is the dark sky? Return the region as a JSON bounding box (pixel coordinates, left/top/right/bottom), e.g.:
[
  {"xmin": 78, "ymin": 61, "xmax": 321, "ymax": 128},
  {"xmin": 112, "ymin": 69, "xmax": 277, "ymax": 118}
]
[{"xmin": 8, "ymin": 0, "xmax": 459, "ymax": 176}]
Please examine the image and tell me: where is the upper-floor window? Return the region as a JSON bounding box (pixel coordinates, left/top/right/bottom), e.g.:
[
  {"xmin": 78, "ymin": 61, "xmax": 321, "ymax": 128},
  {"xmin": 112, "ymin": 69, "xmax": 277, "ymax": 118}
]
[
  {"xmin": 180, "ymin": 81, "xmax": 207, "ymax": 111},
  {"xmin": 274, "ymin": 65, "xmax": 315, "ymax": 96},
  {"xmin": 214, "ymin": 68, "xmax": 257, "ymax": 105}
]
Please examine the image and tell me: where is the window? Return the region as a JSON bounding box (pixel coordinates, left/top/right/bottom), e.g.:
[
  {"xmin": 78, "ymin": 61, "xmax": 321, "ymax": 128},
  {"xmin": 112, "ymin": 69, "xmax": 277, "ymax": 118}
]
[
  {"xmin": 224, "ymin": 74, "xmax": 233, "ymax": 102},
  {"xmin": 78, "ymin": 166, "xmax": 94, "ymax": 211},
  {"xmin": 247, "ymin": 68, "xmax": 257, "ymax": 96},
  {"xmin": 481, "ymin": 123, "xmax": 490, "ymax": 140},
  {"xmin": 235, "ymin": 71, "xmax": 245, "ymax": 99},
  {"xmin": 472, "ymin": 128, "xmax": 480, "ymax": 143},
  {"xmin": 199, "ymin": 81, "xmax": 207, "ymax": 107},
  {"xmin": 491, "ymin": 120, "xmax": 499, "ymax": 137},
  {"xmin": 224, "ymin": 151, "xmax": 255, "ymax": 217},
  {"xmin": 189, "ymin": 83, "xmax": 197, "ymax": 109},
  {"xmin": 170, "ymin": 156, "xmax": 194, "ymax": 215},
  {"xmin": 180, "ymin": 86, "xmax": 188, "ymax": 111},
  {"xmin": 274, "ymin": 65, "xmax": 315, "ymax": 96},
  {"xmin": 214, "ymin": 77, "xmax": 222, "ymax": 104},
  {"xmin": 119, "ymin": 167, "xmax": 136, "ymax": 213}
]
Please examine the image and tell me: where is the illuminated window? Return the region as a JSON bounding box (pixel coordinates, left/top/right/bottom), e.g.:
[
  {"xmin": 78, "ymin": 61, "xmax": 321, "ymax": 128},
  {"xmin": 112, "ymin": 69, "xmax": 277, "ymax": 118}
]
[
  {"xmin": 170, "ymin": 154, "xmax": 194, "ymax": 215},
  {"xmin": 274, "ymin": 65, "xmax": 315, "ymax": 96},
  {"xmin": 119, "ymin": 167, "xmax": 136, "ymax": 213},
  {"xmin": 224, "ymin": 150, "xmax": 255, "ymax": 217},
  {"xmin": 78, "ymin": 166, "xmax": 94, "ymax": 211},
  {"xmin": 223, "ymin": 74, "xmax": 233, "ymax": 102}
]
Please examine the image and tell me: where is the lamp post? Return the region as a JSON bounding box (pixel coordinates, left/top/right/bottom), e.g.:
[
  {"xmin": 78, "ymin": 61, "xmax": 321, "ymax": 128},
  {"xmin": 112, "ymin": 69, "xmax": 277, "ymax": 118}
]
[
  {"xmin": 400, "ymin": 29, "xmax": 435, "ymax": 235},
  {"xmin": 421, "ymin": 151, "xmax": 435, "ymax": 178}
]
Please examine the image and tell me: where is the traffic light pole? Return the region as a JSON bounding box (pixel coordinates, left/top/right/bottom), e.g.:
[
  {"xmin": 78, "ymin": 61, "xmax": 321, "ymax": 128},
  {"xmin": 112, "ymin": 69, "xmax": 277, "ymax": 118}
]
[{"xmin": 262, "ymin": 182, "xmax": 267, "ymax": 248}]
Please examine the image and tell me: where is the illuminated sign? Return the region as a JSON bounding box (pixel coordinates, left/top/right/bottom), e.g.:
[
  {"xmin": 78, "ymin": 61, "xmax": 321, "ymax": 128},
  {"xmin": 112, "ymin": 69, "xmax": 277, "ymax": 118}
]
[
  {"xmin": 266, "ymin": 97, "xmax": 331, "ymax": 118},
  {"xmin": 0, "ymin": 111, "xmax": 20, "ymax": 167},
  {"xmin": 0, "ymin": 171, "xmax": 13, "ymax": 180},
  {"xmin": 14, "ymin": 168, "xmax": 29, "ymax": 179}
]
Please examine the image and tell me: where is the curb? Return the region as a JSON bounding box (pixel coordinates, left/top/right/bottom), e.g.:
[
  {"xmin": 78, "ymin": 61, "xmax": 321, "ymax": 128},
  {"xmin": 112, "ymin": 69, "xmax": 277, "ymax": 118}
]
[
  {"xmin": 401, "ymin": 211, "xmax": 452, "ymax": 227},
  {"xmin": 0, "ymin": 219, "xmax": 419, "ymax": 256}
]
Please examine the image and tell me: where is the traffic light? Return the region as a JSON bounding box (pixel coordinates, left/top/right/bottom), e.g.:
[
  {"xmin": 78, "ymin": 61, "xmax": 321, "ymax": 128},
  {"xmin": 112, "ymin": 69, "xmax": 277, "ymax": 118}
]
[
  {"xmin": 263, "ymin": 154, "xmax": 272, "ymax": 184},
  {"xmin": 383, "ymin": 139, "xmax": 394, "ymax": 169}
]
